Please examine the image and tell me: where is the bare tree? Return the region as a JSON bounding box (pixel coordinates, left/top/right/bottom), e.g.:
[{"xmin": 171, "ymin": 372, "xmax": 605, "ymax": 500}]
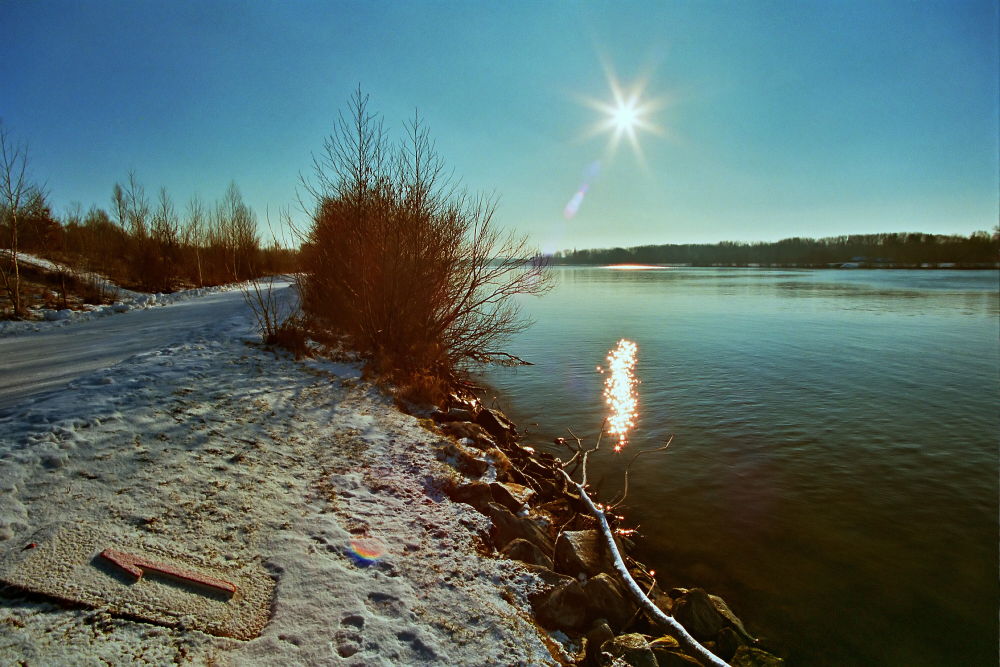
[
  {"xmin": 111, "ymin": 183, "xmax": 128, "ymax": 231},
  {"xmin": 122, "ymin": 170, "xmax": 149, "ymax": 240},
  {"xmin": 216, "ymin": 182, "xmax": 260, "ymax": 281},
  {"xmin": 300, "ymin": 88, "xmax": 550, "ymax": 388},
  {"xmin": 150, "ymin": 186, "xmax": 180, "ymax": 290},
  {"xmin": 0, "ymin": 124, "xmax": 34, "ymax": 317},
  {"xmin": 183, "ymin": 195, "xmax": 207, "ymax": 287}
]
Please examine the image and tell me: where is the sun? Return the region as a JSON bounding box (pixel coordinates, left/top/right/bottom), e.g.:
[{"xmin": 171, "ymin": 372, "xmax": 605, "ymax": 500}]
[
  {"xmin": 612, "ymin": 98, "xmax": 639, "ymax": 133},
  {"xmin": 581, "ymin": 70, "xmax": 666, "ymax": 162}
]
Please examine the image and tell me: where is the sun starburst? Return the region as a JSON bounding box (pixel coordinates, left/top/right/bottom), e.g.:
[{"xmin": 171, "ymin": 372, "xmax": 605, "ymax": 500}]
[{"xmin": 580, "ymin": 70, "xmax": 666, "ymax": 163}]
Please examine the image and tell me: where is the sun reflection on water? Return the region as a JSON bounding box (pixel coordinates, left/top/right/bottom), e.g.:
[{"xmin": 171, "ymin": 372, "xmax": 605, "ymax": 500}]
[{"xmin": 600, "ymin": 339, "xmax": 639, "ymax": 451}]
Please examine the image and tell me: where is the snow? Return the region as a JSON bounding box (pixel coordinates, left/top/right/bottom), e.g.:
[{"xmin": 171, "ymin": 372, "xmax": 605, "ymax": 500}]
[
  {"xmin": 0, "ymin": 282, "xmax": 557, "ymax": 664},
  {"xmin": 0, "ymin": 253, "xmax": 251, "ymax": 338}
]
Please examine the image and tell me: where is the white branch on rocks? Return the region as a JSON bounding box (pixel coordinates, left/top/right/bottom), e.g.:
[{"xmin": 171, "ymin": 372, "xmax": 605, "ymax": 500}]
[{"xmin": 556, "ymin": 452, "xmax": 729, "ymax": 667}]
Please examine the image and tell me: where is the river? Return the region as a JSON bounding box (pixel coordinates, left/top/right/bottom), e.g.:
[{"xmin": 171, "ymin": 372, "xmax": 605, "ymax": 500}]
[{"xmin": 481, "ymin": 266, "xmax": 999, "ymax": 665}]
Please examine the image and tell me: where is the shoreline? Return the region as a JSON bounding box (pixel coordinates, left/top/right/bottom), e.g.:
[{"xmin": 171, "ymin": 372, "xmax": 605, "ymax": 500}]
[{"xmin": 426, "ymin": 394, "xmax": 785, "ymax": 665}]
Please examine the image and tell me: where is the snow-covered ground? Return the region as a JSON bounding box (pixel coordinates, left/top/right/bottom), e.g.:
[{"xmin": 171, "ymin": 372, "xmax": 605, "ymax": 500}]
[
  {"xmin": 0, "ymin": 284, "xmax": 556, "ymax": 664},
  {"xmin": 0, "ymin": 253, "xmax": 253, "ymax": 338},
  {"xmin": 0, "ymin": 284, "xmax": 273, "ymax": 412}
]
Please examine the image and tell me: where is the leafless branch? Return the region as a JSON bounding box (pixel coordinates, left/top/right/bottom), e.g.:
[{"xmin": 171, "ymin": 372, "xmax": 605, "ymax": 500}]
[{"xmin": 608, "ymin": 435, "xmax": 674, "ymax": 510}]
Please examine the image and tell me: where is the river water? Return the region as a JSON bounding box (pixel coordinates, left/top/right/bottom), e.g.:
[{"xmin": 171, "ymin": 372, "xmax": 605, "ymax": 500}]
[{"xmin": 481, "ymin": 266, "xmax": 998, "ymax": 665}]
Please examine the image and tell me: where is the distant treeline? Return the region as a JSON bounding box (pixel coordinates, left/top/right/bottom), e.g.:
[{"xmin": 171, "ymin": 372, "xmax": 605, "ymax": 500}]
[
  {"xmin": 549, "ymin": 232, "xmax": 999, "ymax": 268},
  {"xmin": 2, "ymin": 170, "xmax": 297, "ymax": 294}
]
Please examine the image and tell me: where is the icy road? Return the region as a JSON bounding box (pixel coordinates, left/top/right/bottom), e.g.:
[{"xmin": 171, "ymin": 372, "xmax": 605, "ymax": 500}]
[{"xmin": 0, "ymin": 283, "xmax": 293, "ymax": 414}]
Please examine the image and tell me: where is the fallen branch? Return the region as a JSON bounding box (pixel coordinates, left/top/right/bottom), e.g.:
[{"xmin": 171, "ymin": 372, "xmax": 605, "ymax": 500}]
[{"xmin": 556, "ymin": 465, "xmax": 728, "ymax": 667}]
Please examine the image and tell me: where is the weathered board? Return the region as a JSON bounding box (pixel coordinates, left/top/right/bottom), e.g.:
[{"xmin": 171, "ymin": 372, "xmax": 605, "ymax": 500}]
[{"xmin": 0, "ymin": 522, "xmax": 273, "ymax": 640}]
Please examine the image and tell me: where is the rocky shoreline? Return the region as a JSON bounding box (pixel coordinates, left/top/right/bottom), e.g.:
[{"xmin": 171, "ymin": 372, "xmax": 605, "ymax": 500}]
[{"xmin": 426, "ymin": 395, "xmax": 785, "ymax": 666}]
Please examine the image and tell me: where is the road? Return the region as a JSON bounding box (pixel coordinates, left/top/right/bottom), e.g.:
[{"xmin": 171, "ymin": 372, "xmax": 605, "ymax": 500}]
[{"xmin": 0, "ymin": 282, "xmax": 293, "ymax": 414}]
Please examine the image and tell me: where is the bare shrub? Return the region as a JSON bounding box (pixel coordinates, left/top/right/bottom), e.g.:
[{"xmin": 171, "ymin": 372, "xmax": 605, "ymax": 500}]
[
  {"xmin": 0, "ymin": 124, "xmax": 32, "ymax": 317},
  {"xmin": 300, "ymin": 88, "xmax": 550, "ymax": 391}
]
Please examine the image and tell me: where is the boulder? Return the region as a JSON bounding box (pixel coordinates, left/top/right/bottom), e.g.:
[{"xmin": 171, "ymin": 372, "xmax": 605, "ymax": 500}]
[
  {"xmin": 431, "ymin": 408, "xmax": 476, "ymax": 423},
  {"xmin": 475, "ymin": 407, "xmax": 518, "ymax": 443},
  {"xmin": 600, "ymin": 633, "xmax": 657, "ymax": 667},
  {"xmin": 586, "ymin": 621, "xmax": 615, "ymax": 666},
  {"xmin": 673, "ymin": 588, "xmax": 752, "ymax": 644},
  {"xmin": 730, "ymin": 646, "xmax": 784, "ymax": 666},
  {"xmin": 500, "ymin": 538, "xmax": 553, "ymax": 569},
  {"xmin": 435, "ymin": 441, "xmax": 488, "ymax": 478},
  {"xmin": 650, "ymin": 588, "xmax": 674, "ymax": 616},
  {"xmin": 520, "ymin": 563, "xmax": 574, "ymax": 589},
  {"xmin": 483, "ymin": 502, "xmax": 553, "ymax": 553},
  {"xmin": 438, "ymin": 422, "xmax": 495, "ymax": 449},
  {"xmin": 490, "ymin": 481, "xmax": 534, "ymax": 512},
  {"xmin": 672, "ymin": 588, "xmax": 725, "ymax": 641},
  {"xmin": 707, "ymin": 593, "xmax": 751, "ymax": 641},
  {"xmin": 714, "ymin": 626, "xmax": 745, "ymax": 662},
  {"xmin": 649, "ymin": 644, "xmax": 702, "ymax": 667},
  {"xmin": 484, "ymin": 447, "xmax": 523, "ymax": 484},
  {"xmin": 447, "ymin": 481, "xmax": 494, "ymax": 512},
  {"xmin": 533, "ymin": 578, "xmax": 591, "ymax": 632},
  {"xmin": 583, "ymin": 573, "xmax": 637, "ymax": 631},
  {"xmin": 554, "ymin": 530, "xmax": 615, "ymax": 579}
]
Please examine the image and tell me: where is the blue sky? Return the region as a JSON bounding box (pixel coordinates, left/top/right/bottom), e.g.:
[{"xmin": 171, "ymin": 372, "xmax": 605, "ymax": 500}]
[{"xmin": 1, "ymin": 1, "xmax": 996, "ymax": 250}]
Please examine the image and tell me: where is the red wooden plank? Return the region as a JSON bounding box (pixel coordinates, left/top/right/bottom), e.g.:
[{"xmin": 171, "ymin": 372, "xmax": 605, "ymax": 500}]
[{"xmin": 101, "ymin": 548, "xmax": 237, "ymax": 595}]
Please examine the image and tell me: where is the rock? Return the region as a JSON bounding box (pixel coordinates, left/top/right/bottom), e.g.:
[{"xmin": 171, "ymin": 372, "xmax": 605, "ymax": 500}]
[
  {"xmin": 475, "ymin": 407, "xmax": 518, "ymax": 443},
  {"xmin": 520, "ymin": 563, "xmax": 575, "ymax": 589},
  {"xmin": 483, "ymin": 502, "xmax": 553, "ymax": 553},
  {"xmin": 567, "ymin": 636, "xmax": 589, "ymax": 665},
  {"xmin": 533, "ymin": 578, "xmax": 591, "ymax": 632},
  {"xmin": 447, "ymin": 481, "xmax": 494, "ymax": 512},
  {"xmin": 485, "ymin": 447, "xmax": 523, "ymax": 483},
  {"xmin": 583, "ymin": 573, "xmax": 637, "ymax": 630},
  {"xmin": 500, "ymin": 538, "xmax": 553, "ymax": 569},
  {"xmin": 554, "ymin": 530, "xmax": 615, "ymax": 579},
  {"xmin": 586, "ymin": 621, "xmax": 615, "ymax": 666},
  {"xmin": 672, "ymin": 588, "xmax": 726, "ymax": 641},
  {"xmin": 730, "ymin": 646, "xmax": 784, "ymax": 666},
  {"xmin": 707, "ymin": 593, "xmax": 751, "ymax": 641},
  {"xmin": 647, "ymin": 636, "xmax": 679, "ymax": 652},
  {"xmin": 714, "ymin": 626, "xmax": 745, "ymax": 662},
  {"xmin": 490, "ymin": 481, "xmax": 534, "ymax": 512},
  {"xmin": 431, "ymin": 408, "xmax": 476, "ymax": 423},
  {"xmin": 651, "ymin": 588, "xmax": 673, "ymax": 615},
  {"xmin": 650, "ymin": 637, "xmax": 705, "ymax": 667},
  {"xmin": 438, "ymin": 421, "xmax": 495, "ymax": 449},
  {"xmin": 600, "ymin": 633, "xmax": 657, "ymax": 667},
  {"xmin": 650, "ymin": 644, "xmax": 703, "ymax": 667},
  {"xmin": 435, "ymin": 441, "xmax": 488, "ymax": 478}
]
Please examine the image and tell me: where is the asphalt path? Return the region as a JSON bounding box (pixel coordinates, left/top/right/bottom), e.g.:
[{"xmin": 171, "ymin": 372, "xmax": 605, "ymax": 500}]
[{"xmin": 0, "ymin": 283, "xmax": 293, "ymax": 415}]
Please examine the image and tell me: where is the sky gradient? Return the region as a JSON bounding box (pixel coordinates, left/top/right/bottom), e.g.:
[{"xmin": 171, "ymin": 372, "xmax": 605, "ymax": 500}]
[{"xmin": 2, "ymin": 1, "xmax": 997, "ymax": 251}]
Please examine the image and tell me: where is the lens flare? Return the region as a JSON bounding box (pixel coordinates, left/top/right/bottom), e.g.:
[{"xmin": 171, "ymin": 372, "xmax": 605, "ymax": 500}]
[
  {"xmin": 564, "ymin": 160, "xmax": 601, "ymax": 220},
  {"xmin": 348, "ymin": 536, "xmax": 386, "ymax": 566},
  {"xmin": 602, "ymin": 339, "xmax": 639, "ymax": 451}
]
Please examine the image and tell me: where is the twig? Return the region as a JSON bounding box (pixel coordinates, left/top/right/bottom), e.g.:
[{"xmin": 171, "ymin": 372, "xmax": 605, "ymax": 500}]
[{"xmin": 609, "ymin": 435, "xmax": 674, "ymax": 510}]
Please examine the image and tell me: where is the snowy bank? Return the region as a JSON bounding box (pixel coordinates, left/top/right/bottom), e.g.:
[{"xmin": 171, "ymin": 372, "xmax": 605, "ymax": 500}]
[
  {"xmin": 0, "ymin": 253, "xmax": 254, "ymax": 338},
  {"xmin": 0, "ymin": 289, "xmax": 560, "ymax": 664}
]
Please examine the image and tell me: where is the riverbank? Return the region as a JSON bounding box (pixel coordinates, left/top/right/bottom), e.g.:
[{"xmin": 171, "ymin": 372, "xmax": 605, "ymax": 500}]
[
  {"xmin": 428, "ymin": 394, "xmax": 784, "ymax": 666},
  {"xmin": 0, "ymin": 281, "xmax": 784, "ymax": 665},
  {"xmin": 0, "ymin": 301, "xmax": 558, "ymax": 664}
]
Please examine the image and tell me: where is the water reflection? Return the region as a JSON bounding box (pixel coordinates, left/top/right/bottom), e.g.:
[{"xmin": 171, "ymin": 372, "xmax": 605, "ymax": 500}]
[{"xmin": 601, "ymin": 339, "xmax": 639, "ymax": 451}]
